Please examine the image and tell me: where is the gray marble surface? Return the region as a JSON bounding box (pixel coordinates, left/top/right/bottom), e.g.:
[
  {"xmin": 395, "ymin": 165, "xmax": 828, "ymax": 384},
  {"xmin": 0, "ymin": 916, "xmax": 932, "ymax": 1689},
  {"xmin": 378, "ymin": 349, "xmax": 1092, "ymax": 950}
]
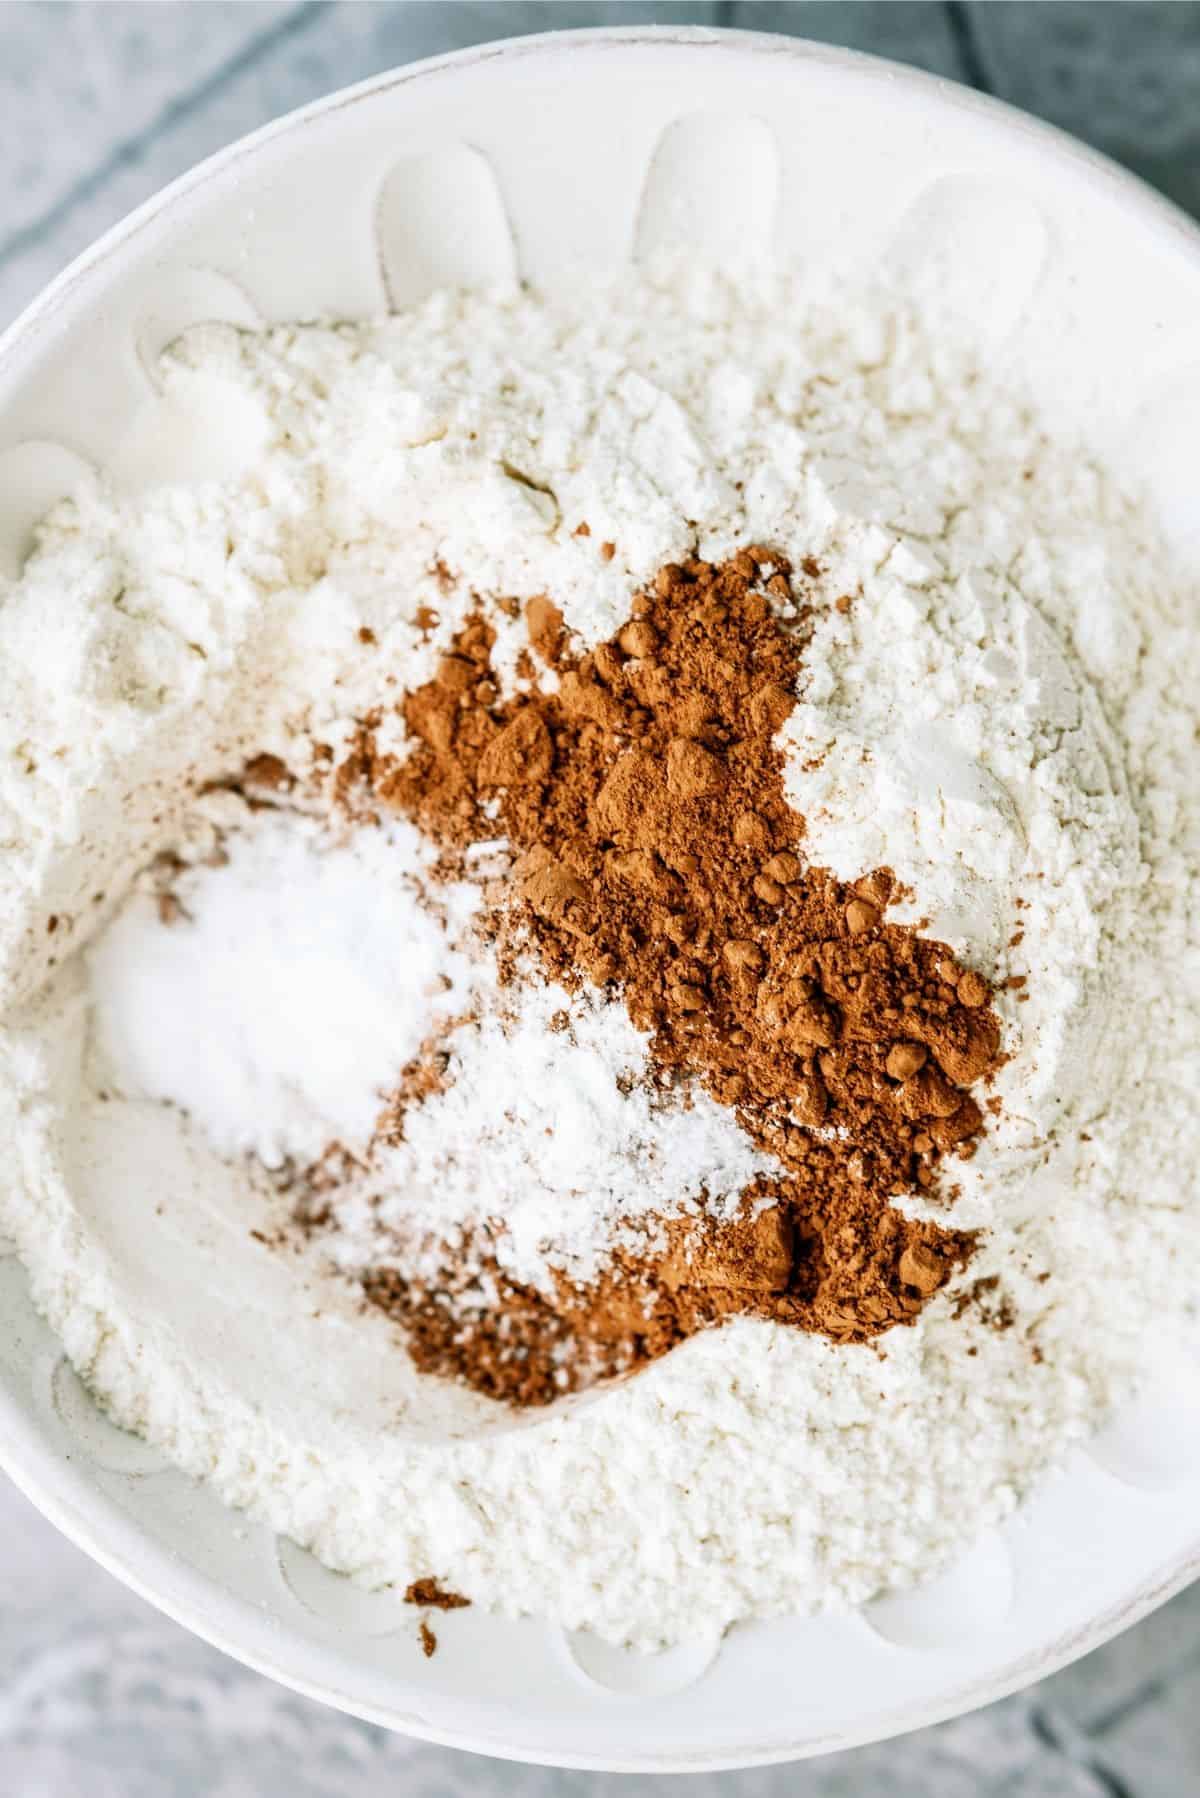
[{"xmin": 1, "ymin": 3, "xmax": 1199, "ymax": 1791}]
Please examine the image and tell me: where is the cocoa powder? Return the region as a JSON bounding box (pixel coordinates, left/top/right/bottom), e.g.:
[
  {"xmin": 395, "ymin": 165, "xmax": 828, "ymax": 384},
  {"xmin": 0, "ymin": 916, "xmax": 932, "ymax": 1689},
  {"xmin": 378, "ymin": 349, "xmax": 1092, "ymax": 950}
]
[
  {"xmin": 404, "ymin": 1575, "xmax": 470, "ymax": 1658},
  {"xmin": 340, "ymin": 551, "xmax": 1004, "ymax": 1405},
  {"xmin": 404, "ymin": 1577, "xmax": 471, "ymax": 1610}
]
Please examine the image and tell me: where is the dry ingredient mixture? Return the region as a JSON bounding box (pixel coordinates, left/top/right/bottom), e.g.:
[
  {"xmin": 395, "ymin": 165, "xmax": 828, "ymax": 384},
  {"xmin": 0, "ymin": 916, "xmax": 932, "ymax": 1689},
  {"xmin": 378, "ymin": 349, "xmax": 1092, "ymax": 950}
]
[{"xmin": 0, "ymin": 269, "xmax": 1196, "ymax": 1649}]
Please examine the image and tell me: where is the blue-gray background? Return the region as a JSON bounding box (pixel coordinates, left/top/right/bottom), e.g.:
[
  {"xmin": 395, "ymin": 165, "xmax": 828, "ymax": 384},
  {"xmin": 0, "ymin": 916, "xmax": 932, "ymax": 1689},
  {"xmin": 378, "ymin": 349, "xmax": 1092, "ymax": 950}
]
[{"xmin": 1, "ymin": 4, "xmax": 1198, "ymax": 1792}]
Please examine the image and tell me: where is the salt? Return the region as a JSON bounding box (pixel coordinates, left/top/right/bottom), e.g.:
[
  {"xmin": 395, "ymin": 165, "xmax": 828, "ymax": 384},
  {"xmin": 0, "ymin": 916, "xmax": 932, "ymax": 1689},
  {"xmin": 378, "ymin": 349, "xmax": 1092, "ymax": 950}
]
[{"xmin": 87, "ymin": 810, "xmax": 481, "ymax": 1167}]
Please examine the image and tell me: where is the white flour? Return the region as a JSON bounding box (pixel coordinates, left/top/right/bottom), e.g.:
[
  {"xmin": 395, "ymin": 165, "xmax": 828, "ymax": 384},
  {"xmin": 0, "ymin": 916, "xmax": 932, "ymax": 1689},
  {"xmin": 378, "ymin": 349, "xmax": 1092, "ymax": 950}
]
[{"xmin": 0, "ymin": 269, "xmax": 1197, "ymax": 1648}]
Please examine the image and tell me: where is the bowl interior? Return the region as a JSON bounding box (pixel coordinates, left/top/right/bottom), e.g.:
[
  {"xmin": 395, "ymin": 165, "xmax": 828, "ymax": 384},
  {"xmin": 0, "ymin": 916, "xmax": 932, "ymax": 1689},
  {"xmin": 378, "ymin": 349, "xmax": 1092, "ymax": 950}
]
[{"xmin": 1, "ymin": 28, "xmax": 1200, "ymax": 1771}]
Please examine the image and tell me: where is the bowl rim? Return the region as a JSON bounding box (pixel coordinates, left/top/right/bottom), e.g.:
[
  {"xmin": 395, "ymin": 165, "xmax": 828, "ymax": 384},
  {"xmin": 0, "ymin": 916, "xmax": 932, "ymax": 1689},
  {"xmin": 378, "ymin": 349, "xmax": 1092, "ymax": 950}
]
[
  {"xmin": 4, "ymin": 1401, "xmax": 1200, "ymax": 1773},
  {"xmin": 5, "ymin": 20, "xmax": 1200, "ymax": 375},
  {"xmin": 2, "ymin": 22, "xmax": 1200, "ymax": 1771}
]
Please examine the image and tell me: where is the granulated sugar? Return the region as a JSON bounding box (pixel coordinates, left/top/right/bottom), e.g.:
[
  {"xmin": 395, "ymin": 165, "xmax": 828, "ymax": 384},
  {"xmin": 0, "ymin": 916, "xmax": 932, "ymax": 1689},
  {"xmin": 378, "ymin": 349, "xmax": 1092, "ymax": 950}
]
[{"xmin": 0, "ymin": 268, "xmax": 1196, "ymax": 1647}]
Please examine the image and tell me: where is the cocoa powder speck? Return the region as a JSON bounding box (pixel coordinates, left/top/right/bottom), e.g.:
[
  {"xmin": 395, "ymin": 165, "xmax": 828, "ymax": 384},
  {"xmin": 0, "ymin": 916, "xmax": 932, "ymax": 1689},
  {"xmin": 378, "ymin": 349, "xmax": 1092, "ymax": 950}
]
[{"xmin": 404, "ymin": 1576, "xmax": 472, "ymax": 1610}]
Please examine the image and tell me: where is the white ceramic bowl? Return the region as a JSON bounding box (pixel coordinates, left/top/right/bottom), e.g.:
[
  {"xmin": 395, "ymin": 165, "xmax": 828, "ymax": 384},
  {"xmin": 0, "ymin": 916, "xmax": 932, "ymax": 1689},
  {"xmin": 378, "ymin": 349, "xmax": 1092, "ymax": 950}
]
[{"xmin": 2, "ymin": 26, "xmax": 1200, "ymax": 1772}]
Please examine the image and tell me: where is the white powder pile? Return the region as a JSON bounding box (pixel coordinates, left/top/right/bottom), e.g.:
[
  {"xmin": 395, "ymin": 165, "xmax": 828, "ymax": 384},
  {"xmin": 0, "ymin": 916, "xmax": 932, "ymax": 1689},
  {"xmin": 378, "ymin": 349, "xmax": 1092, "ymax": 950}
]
[
  {"xmin": 331, "ymin": 973, "xmax": 775, "ymax": 1294},
  {"xmin": 0, "ymin": 267, "xmax": 1197, "ymax": 1648},
  {"xmin": 86, "ymin": 806, "xmax": 483, "ymax": 1168}
]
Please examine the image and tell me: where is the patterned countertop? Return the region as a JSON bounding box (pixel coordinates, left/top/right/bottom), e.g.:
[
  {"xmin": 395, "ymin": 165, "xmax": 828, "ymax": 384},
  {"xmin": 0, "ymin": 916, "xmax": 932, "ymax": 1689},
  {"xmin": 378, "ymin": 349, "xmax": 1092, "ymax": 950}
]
[{"xmin": 2, "ymin": 5, "xmax": 1198, "ymax": 1792}]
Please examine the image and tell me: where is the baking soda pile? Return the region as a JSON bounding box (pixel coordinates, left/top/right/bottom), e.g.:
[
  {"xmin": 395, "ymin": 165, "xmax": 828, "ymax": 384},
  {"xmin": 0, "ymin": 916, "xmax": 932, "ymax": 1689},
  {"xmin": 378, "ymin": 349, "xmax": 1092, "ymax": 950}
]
[{"xmin": 0, "ymin": 269, "xmax": 1197, "ymax": 1647}]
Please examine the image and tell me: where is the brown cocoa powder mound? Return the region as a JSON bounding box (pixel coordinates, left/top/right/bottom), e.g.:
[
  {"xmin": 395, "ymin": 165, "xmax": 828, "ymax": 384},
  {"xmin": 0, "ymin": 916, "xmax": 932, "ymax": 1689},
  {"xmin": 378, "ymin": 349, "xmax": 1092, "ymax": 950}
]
[{"xmin": 347, "ymin": 551, "xmax": 1004, "ymax": 1403}]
